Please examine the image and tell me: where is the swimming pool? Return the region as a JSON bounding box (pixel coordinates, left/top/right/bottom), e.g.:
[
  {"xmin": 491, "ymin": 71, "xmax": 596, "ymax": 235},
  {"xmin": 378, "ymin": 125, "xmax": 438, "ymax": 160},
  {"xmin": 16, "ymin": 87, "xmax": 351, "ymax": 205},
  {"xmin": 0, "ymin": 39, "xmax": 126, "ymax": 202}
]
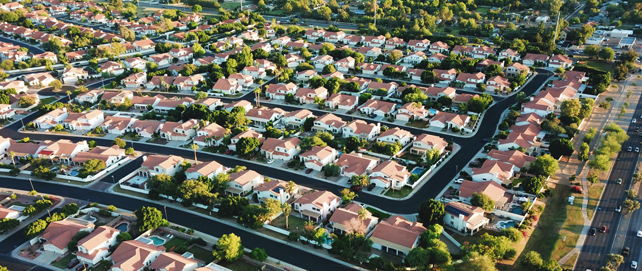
[
  {"xmin": 115, "ymin": 223, "xmax": 128, "ymax": 232},
  {"xmin": 70, "ymin": 169, "xmax": 80, "ymax": 177},
  {"xmin": 411, "ymin": 167, "xmax": 425, "ymax": 176},
  {"xmin": 149, "ymin": 236, "xmax": 166, "ymax": 246},
  {"xmin": 510, "ymin": 206, "xmax": 524, "ymax": 215},
  {"xmin": 497, "ymin": 220, "xmax": 516, "ymax": 229},
  {"xmin": 428, "ymin": 109, "xmax": 437, "ymax": 115}
]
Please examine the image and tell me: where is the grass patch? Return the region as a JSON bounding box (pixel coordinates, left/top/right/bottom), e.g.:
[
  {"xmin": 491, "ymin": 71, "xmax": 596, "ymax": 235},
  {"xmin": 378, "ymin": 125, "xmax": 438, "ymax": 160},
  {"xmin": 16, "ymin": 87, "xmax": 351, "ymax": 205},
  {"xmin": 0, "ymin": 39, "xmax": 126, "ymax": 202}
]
[
  {"xmin": 220, "ymin": 2, "xmax": 240, "ymax": 10},
  {"xmin": 587, "ymin": 183, "xmax": 604, "ymax": 220},
  {"xmin": 400, "ymin": 152, "xmax": 422, "ymax": 162},
  {"xmin": 88, "ymin": 260, "xmax": 111, "ymax": 271},
  {"xmin": 561, "ymin": 253, "xmax": 578, "ymax": 270},
  {"xmin": 448, "ymin": 229, "xmax": 500, "ymax": 246},
  {"xmin": 113, "ymin": 185, "xmax": 148, "ymax": 198},
  {"xmin": 122, "ymin": 133, "xmax": 141, "ymax": 141},
  {"xmin": 584, "ymin": 60, "xmax": 615, "ymax": 74},
  {"xmin": 476, "ymin": 7, "xmax": 491, "ymax": 13},
  {"xmin": 514, "ymin": 185, "xmax": 580, "ymax": 265},
  {"xmin": 384, "ymin": 186, "xmax": 413, "ymax": 198},
  {"xmin": 51, "ymin": 253, "xmax": 76, "ymax": 269},
  {"xmin": 513, "ymin": 177, "xmax": 527, "ymax": 186},
  {"xmin": 405, "ymin": 120, "xmax": 429, "ymax": 128},
  {"xmin": 163, "ymin": 237, "xmax": 188, "ymax": 250},
  {"xmin": 366, "ymin": 207, "xmax": 391, "ymax": 219},
  {"xmin": 218, "ymin": 261, "xmax": 258, "ymax": 271},
  {"xmin": 270, "ymin": 214, "xmax": 309, "ymax": 232},
  {"xmin": 33, "ymin": 97, "xmax": 59, "ymax": 111},
  {"xmin": 188, "ymin": 246, "xmax": 216, "ymax": 263}
]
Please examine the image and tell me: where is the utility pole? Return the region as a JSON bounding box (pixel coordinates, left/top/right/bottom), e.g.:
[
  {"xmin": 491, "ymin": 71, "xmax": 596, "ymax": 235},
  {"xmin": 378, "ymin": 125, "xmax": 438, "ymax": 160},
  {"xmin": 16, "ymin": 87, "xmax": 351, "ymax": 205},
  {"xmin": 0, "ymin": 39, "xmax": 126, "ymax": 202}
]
[
  {"xmin": 164, "ymin": 205, "xmax": 168, "ymax": 221},
  {"xmin": 553, "ymin": 11, "xmax": 561, "ymax": 43},
  {"xmin": 29, "ymin": 178, "xmax": 34, "ymax": 192}
]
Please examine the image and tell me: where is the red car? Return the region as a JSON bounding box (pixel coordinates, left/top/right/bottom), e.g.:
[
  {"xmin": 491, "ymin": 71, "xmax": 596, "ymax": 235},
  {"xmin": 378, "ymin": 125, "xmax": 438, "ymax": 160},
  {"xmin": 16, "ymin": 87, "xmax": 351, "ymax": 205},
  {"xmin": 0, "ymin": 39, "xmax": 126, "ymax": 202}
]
[
  {"xmin": 600, "ymin": 225, "xmax": 607, "ymax": 233},
  {"xmin": 225, "ymin": 150, "xmax": 233, "ymax": 155},
  {"xmin": 305, "ymin": 168, "xmax": 313, "ymax": 174},
  {"xmin": 350, "ymin": 185, "xmax": 362, "ymax": 192}
]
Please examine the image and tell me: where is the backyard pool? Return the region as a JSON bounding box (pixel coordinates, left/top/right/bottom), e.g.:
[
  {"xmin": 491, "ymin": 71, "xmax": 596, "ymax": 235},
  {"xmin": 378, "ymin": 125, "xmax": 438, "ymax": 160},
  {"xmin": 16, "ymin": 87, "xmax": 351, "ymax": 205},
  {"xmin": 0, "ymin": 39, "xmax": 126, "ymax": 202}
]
[
  {"xmin": 411, "ymin": 167, "xmax": 425, "ymax": 176},
  {"xmin": 510, "ymin": 206, "xmax": 524, "ymax": 215},
  {"xmin": 115, "ymin": 223, "xmax": 128, "ymax": 232},
  {"xmin": 149, "ymin": 236, "xmax": 166, "ymax": 246},
  {"xmin": 428, "ymin": 109, "xmax": 437, "ymax": 115},
  {"xmin": 497, "ymin": 220, "xmax": 516, "ymax": 229},
  {"xmin": 69, "ymin": 169, "xmax": 80, "ymax": 177}
]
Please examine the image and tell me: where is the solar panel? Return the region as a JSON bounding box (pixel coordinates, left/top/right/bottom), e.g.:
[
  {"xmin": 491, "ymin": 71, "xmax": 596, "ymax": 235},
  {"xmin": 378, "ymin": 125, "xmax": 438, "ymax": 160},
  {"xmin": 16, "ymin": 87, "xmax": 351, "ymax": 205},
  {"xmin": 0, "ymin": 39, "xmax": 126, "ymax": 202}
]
[
  {"xmin": 445, "ymin": 205, "xmax": 470, "ymax": 217},
  {"xmin": 273, "ymin": 187, "xmax": 285, "ymax": 193}
]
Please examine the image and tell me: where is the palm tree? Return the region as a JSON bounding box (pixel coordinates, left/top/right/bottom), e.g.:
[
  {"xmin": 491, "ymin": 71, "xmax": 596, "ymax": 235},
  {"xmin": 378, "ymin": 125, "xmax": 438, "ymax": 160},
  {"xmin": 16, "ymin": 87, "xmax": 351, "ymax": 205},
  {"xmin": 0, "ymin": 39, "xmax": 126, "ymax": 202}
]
[
  {"xmin": 358, "ymin": 208, "xmax": 368, "ymax": 221},
  {"xmin": 65, "ymin": 90, "xmax": 72, "ymax": 103},
  {"xmin": 286, "ymin": 181, "xmax": 297, "ymax": 196},
  {"xmin": 254, "ymin": 88, "xmax": 261, "ymax": 107},
  {"xmin": 282, "ymin": 203, "xmax": 292, "ymax": 229},
  {"xmin": 8, "ymin": 151, "xmax": 15, "ymax": 167},
  {"xmin": 190, "ymin": 143, "xmax": 200, "ymax": 163}
]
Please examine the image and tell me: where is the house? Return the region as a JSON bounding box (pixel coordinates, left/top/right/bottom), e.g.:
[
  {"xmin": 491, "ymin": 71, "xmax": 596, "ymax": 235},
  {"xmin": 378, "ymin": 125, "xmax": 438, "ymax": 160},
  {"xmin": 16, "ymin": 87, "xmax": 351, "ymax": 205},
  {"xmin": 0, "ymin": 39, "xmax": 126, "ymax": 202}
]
[
  {"xmin": 212, "ymin": 78, "xmax": 242, "ymax": 95},
  {"xmin": 342, "ymin": 120, "xmax": 380, "ymax": 141},
  {"xmin": 336, "ymin": 153, "xmax": 379, "ymax": 177},
  {"xmin": 410, "ymin": 134, "xmax": 447, "ymax": 156},
  {"xmin": 133, "ymin": 39, "xmax": 156, "ymax": 51},
  {"xmin": 476, "ymin": 59, "xmax": 504, "ymax": 71},
  {"xmin": 185, "ymin": 160, "xmax": 225, "ymax": 180},
  {"xmin": 293, "ymin": 190, "xmax": 340, "ymax": 222},
  {"xmin": 472, "ymin": 160, "xmax": 515, "ymax": 184},
  {"xmin": 123, "ymin": 57, "xmax": 147, "ymax": 70},
  {"xmin": 520, "ymin": 97, "xmax": 555, "ymax": 117},
  {"xmin": 24, "ymin": 72, "xmax": 55, "ymax": 86},
  {"xmin": 101, "ymin": 61, "xmax": 124, "ymax": 76},
  {"xmin": 312, "ymin": 113, "xmax": 346, "ymax": 133},
  {"xmin": 429, "ymin": 111, "xmax": 470, "ymax": 130},
  {"xmin": 228, "ymin": 129, "xmax": 264, "ymax": 151},
  {"xmin": 223, "ymin": 100, "xmax": 253, "ymax": 113},
  {"xmin": 192, "ymin": 122, "xmax": 229, "ymax": 147},
  {"xmin": 159, "ymin": 119, "xmax": 199, "ymax": 141},
  {"xmin": 139, "ymin": 155, "xmax": 184, "ymax": 177},
  {"xmin": 147, "ymin": 53, "xmax": 173, "ymax": 67},
  {"xmin": 497, "ymin": 130, "xmax": 537, "ymax": 151},
  {"xmin": 33, "ymin": 52, "xmax": 58, "ymax": 63},
  {"xmin": 455, "ymin": 72, "xmax": 486, "ymax": 88},
  {"xmin": 149, "ymin": 252, "xmax": 198, "ymax": 271},
  {"xmin": 241, "ymin": 66, "xmax": 266, "ymax": 79},
  {"xmin": 358, "ymin": 63, "xmax": 381, "ymax": 75},
  {"xmin": 458, "ymin": 180, "xmax": 509, "ymax": 208},
  {"xmin": 61, "ymin": 67, "xmax": 87, "ymax": 83},
  {"xmin": 196, "ymin": 98, "xmax": 223, "ymax": 111},
  {"xmin": 485, "ymin": 76, "xmax": 511, "ymax": 93},
  {"xmin": 376, "ymin": 127, "xmax": 412, "ymax": 146},
  {"xmin": 329, "ymin": 203, "xmax": 378, "ymax": 234},
  {"xmin": 548, "ymin": 54, "xmax": 573, "ymax": 69},
  {"xmin": 75, "ymin": 89, "xmax": 104, "ymax": 104},
  {"xmin": 265, "ymin": 83, "xmax": 298, "ymax": 100},
  {"xmin": 260, "ymin": 137, "xmax": 301, "ymax": 161},
  {"xmin": 358, "ymin": 47, "xmax": 383, "ymax": 59},
  {"xmin": 76, "ymin": 226, "xmax": 120, "ymax": 265},
  {"xmin": 423, "ymin": 86, "xmax": 457, "ymax": 101},
  {"xmin": 246, "ymin": 107, "xmax": 285, "ymax": 127},
  {"xmin": 154, "ymin": 97, "xmax": 193, "ymax": 113},
  {"xmin": 253, "ymin": 180, "xmax": 295, "ymax": 204},
  {"xmin": 498, "ymin": 48, "xmax": 521, "ymax": 61},
  {"xmin": 369, "ymin": 161, "xmax": 410, "ymax": 189},
  {"xmin": 312, "ymin": 55, "xmax": 334, "ymax": 69},
  {"xmin": 122, "ymin": 72, "xmax": 147, "ymax": 89},
  {"xmin": 563, "ymin": 70, "xmax": 588, "ymax": 82},
  {"xmin": 505, "ymin": 62, "xmax": 530, "ymax": 78},
  {"xmin": 407, "ymin": 39, "xmax": 430, "ymax": 51},
  {"xmin": 370, "ymin": 216, "xmax": 426, "ymax": 256},
  {"xmin": 396, "ymin": 102, "xmax": 430, "ymax": 122},
  {"xmin": 169, "ymin": 47, "xmax": 194, "ymax": 62},
  {"xmin": 472, "ymin": 46, "xmax": 496, "ymax": 59},
  {"xmin": 325, "ymin": 93, "xmax": 358, "ymax": 110},
  {"xmin": 304, "ymin": 29, "xmax": 326, "ymax": 40},
  {"xmin": 226, "ymin": 170, "xmax": 264, "ymax": 196},
  {"xmin": 72, "ymin": 145, "xmax": 126, "ymax": 167},
  {"xmin": 130, "ymin": 120, "xmax": 163, "ymax": 138},
  {"xmin": 522, "ymin": 53, "xmax": 549, "ymax": 66},
  {"xmin": 37, "ymin": 139, "xmax": 90, "ymax": 163},
  {"xmin": 487, "ymin": 149, "xmax": 536, "ymax": 170},
  {"xmin": 335, "ymin": 56, "xmax": 356, "ymax": 72},
  {"xmin": 6, "ymin": 141, "xmax": 44, "ymax": 159},
  {"xmin": 100, "ymin": 116, "xmax": 136, "ymax": 135},
  {"xmin": 363, "ymin": 35, "xmax": 386, "ymax": 47},
  {"xmin": 38, "ymin": 219, "xmax": 94, "ymax": 254},
  {"xmin": 131, "ymin": 95, "xmax": 162, "ymax": 110},
  {"xmin": 401, "ymin": 51, "xmax": 426, "ymax": 64},
  {"xmin": 34, "ymin": 108, "xmax": 69, "ymax": 129},
  {"xmin": 110, "ymin": 240, "xmax": 164, "ymax": 271},
  {"xmin": 433, "ymin": 69, "xmax": 457, "ymax": 83},
  {"xmin": 451, "ymin": 45, "xmax": 474, "ymax": 56},
  {"xmin": 0, "ymin": 205, "xmax": 20, "ymax": 219},
  {"xmin": 295, "ymin": 87, "xmax": 328, "ymax": 104},
  {"xmin": 300, "ymin": 146, "xmax": 337, "ymax": 171},
  {"xmin": 173, "ymin": 75, "xmax": 204, "ymax": 91},
  {"xmin": 282, "ymin": 109, "xmax": 315, "ymax": 128},
  {"xmin": 0, "ymin": 81, "xmax": 27, "ymax": 93},
  {"xmin": 63, "ymin": 110, "xmax": 105, "ymax": 131},
  {"xmin": 385, "ymin": 37, "xmax": 406, "ymax": 50},
  {"xmin": 427, "ymin": 53, "xmax": 447, "ymax": 63},
  {"xmin": 284, "ymin": 54, "xmax": 304, "ymax": 68},
  {"xmin": 324, "ymin": 31, "xmax": 345, "ymax": 43},
  {"xmin": 342, "ymin": 35, "xmax": 363, "ymax": 46},
  {"xmin": 428, "ymin": 41, "xmax": 449, "ymax": 54},
  {"xmin": 444, "ymin": 201, "xmax": 489, "ymax": 236},
  {"xmin": 358, "ymin": 99, "xmax": 397, "ymax": 117},
  {"xmin": 0, "ymin": 104, "xmax": 13, "ymax": 120},
  {"xmin": 514, "ymin": 113, "xmax": 543, "ymax": 127}
]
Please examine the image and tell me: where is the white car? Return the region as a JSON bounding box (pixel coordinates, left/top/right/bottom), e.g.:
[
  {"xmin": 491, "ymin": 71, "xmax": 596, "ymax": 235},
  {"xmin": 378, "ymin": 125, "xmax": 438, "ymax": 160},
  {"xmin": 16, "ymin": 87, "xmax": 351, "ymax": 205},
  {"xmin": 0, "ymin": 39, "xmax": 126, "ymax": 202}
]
[
  {"xmin": 629, "ymin": 146, "xmax": 633, "ymax": 152},
  {"xmin": 455, "ymin": 179, "xmax": 464, "ymax": 184},
  {"xmin": 633, "ymin": 119, "xmax": 637, "ymax": 123},
  {"xmin": 637, "ymin": 230, "xmax": 642, "ymax": 237},
  {"xmin": 266, "ymin": 159, "xmax": 275, "ymax": 164},
  {"xmin": 632, "ymin": 261, "xmax": 638, "ymax": 269},
  {"xmin": 637, "ymin": 147, "xmax": 640, "ymax": 153}
]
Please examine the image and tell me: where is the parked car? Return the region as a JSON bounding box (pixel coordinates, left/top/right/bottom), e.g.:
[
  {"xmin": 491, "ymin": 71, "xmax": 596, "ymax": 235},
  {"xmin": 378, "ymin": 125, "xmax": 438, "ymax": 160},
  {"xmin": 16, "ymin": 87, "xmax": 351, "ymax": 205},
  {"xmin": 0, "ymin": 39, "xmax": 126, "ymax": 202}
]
[
  {"xmin": 633, "ymin": 119, "xmax": 637, "ymax": 123},
  {"xmin": 267, "ymin": 159, "xmax": 275, "ymax": 164},
  {"xmin": 455, "ymin": 179, "xmax": 464, "ymax": 184},
  {"xmin": 637, "ymin": 231, "xmax": 642, "ymax": 237},
  {"xmin": 305, "ymin": 168, "xmax": 313, "ymax": 174},
  {"xmin": 77, "ymin": 264, "xmax": 88, "ymax": 271},
  {"xmin": 350, "ymin": 185, "xmax": 362, "ymax": 192},
  {"xmin": 589, "ymin": 228, "xmax": 597, "ymax": 235},
  {"xmin": 67, "ymin": 259, "xmax": 80, "ymax": 269},
  {"xmin": 632, "ymin": 261, "xmax": 638, "ymax": 269},
  {"xmin": 624, "ymin": 247, "xmax": 631, "ymax": 256},
  {"xmin": 600, "ymin": 225, "xmax": 607, "ymax": 233},
  {"xmin": 225, "ymin": 149, "xmax": 232, "ymax": 155},
  {"xmin": 367, "ymin": 183, "xmax": 376, "ymax": 191}
]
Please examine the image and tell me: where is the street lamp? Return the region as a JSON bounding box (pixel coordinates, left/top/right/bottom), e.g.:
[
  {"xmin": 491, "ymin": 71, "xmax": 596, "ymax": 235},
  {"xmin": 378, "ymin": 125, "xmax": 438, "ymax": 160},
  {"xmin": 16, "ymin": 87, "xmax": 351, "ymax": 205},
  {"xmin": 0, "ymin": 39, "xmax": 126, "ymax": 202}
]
[
  {"xmin": 164, "ymin": 206, "xmax": 168, "ymax": 221},
  {"xmin": 112, "ymin": 175, "xmax": 115, "ymax": 183}
]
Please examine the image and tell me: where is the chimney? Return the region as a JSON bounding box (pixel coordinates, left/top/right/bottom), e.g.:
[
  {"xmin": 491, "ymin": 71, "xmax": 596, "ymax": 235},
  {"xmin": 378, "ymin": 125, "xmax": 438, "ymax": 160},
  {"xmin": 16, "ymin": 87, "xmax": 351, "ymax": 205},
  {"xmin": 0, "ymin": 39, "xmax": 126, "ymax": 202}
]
[{"xmin": 258, "ymin": 110, "xmax": 262, "ymax": 116}]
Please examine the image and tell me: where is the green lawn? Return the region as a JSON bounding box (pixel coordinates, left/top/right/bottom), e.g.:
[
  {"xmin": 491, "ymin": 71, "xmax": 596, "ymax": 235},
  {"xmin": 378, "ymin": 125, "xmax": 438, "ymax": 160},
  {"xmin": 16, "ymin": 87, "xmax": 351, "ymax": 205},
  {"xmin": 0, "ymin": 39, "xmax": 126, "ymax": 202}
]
[
  {"xmin": 405, "ymin": 120, "xmax": 429, "ymax": 128},
  {"xmin": 270, "ymin": 214, "xmax": 309, "ymax": 232},
  {"xmin": 384, "ymin": 187, "xmax": 413, "ymax": 198},
  {"xmin": 221, "ymin": 2, "xmax": 240, "ymax": 10},
  {"xmin": 476, "ymin": 7, "xmax": 491, "ymax": 14},
  {"xmin": 584, "ymin": 60, "xmax": 615, "ymax": 73},
  {"xmin": 366, "ymin": 207, "xmax": 391, "ymax": 219},
  {"xmin": 122, "ymin": 134, "xmax": 141, "ymax": 141},
  {"xmin": 51, "ymin": 253, "xmax": 76, "ymax": 269},
  {"xmin": 219, "ymin": 261, "xmax": 259, "ymax": 271},
  {"xmin": 89, "ymin": 260, "xmax": 111, "ymax": 271},
  {"xmin": 33, "ymin": 97, "xmax": 59, "ymax": 111},
  {"xmin": 587, "ymin": 183, "xmax": 604, "ymax": 220},
  {"xmin": 163, "ymin": 237, "xmax": 187, "ymax": 250},
  {"xmin": 188, "ymin": 246, "xmax": 215, "ymax": 263}
]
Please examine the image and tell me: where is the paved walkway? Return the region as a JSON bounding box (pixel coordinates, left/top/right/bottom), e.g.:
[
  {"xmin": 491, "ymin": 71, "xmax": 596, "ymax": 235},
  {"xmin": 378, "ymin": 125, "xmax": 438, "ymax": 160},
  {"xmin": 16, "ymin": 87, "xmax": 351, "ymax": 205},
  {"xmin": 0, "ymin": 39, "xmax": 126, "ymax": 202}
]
[{"xmin": 558, "ymin": 76, "xmax": 639, "ymax": 265}]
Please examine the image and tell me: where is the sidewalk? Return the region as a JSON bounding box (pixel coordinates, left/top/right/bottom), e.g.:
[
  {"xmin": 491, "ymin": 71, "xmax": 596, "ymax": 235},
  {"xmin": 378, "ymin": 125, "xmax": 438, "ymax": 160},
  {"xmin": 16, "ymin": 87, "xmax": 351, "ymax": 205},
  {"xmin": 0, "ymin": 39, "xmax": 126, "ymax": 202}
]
[{"xmin": 557, "ymin": 75, "xmax": 639, "ymax": 266}]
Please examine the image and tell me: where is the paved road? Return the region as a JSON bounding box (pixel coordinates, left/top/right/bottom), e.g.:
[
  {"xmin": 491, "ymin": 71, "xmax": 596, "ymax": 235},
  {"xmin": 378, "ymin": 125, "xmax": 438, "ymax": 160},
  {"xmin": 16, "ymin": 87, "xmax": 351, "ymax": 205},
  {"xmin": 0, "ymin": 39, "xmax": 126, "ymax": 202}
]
[
  {"xmin": 0, "ymin": 36, "xmax": 45, "ymax": 54},
  {"xmin": 575, "ymin": 94, "xmax": 642, "ymax": 270},
  {"xmin": 0, "ymin": 179, "xmax": 356, "ymax": 271},
  {"xmin": 16, "ymin": 70, "xmax": 553, "ymax": 214}
]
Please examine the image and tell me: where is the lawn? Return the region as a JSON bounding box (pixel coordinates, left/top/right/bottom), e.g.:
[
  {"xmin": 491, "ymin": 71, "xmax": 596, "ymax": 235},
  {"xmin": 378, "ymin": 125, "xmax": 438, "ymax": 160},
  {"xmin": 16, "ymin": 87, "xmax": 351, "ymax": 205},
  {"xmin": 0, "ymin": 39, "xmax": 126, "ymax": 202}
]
[
  {"xmin": 476, "ymin": 7, "xmax": 491, "ymax": 14},
  {"xmin": 220, "ymin": 2, "xmax": 240, "ymax": 10},
  {"xmin": 113, "ymin": 185, "xmax": 148, "ymax": 198},
  {"xmin": 218, "ymin": 261, "xmax": 258, "ymax": 271},
  {"xmin": 587, "ymin": 183, "xmax": 604, "ymax": 220},
  {"xmin": 512, "ymin": 185, "xmax": 580, "ymax": 266},
  {"xmin": 561, "ymin": 253, "xmax": 578, "ymax": 270},
  {"xmin": 448, "ymin": 229, "xmax": 500, "ymax": 246},
  {"xmin": 51, "ymin": 253, "xmax": 76, "ymax": 269},
  {"xmin": 583, "ymin": 60, "xmax": 615, "ymax": 73},
  {"xmin": 270, "ymin": 214, "xmax": 309, "ymax": 232},
  {"xmin": 405, "ymin": 120, "xmax": 429, "ymax": 128},
  {"xmin": 188, "ymin": 246, "xmax": 215, "ymax": 263},
  {"xmin": 384, "ymin": 187, "xmax": 413, "ymax": 198},
  {"xmin": 366, "ymin": 207, "xmax": 391, "ymax": 219},
  {"xmin": 163, "ymin": 237, "xmax": 187, "ymax": 250},
  {"xmin": 122, "ymin": 134, "xmax": 141, "ymax": 141},
  {"xmin": 33, "ymin": 97, "xmax": 58, "ymax": 111}
]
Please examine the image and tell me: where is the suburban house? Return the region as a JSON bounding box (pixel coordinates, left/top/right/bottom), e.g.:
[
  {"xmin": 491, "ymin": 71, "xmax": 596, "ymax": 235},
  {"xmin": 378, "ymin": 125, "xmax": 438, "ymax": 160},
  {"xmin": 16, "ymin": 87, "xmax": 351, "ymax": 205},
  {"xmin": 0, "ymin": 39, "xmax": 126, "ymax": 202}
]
[
  {"xmin": 455, "ymin": 72, "xmax": 486, "ymax": 88},
  {"xmin": 485, "ymin": 76, "xmax": 511, "ymax": 93},
  {"xmin": 336, "ymin": 153, "xmax": 379, "ymax": 177},
  {"xmin": 192, "ymin": 122, "xmax": 229, "ymax": 147},
  {"xmin": 37, "ymin": 139, "xmax": 89, "ymax": 163},
  {"xmin": 260, "ymin": 137, "xmax": 301, "ymax": 161},
  {"xmin": 33, "ymin": 108, "xmax": 69, "ymax": 129},
  {"xmin": 246, "ymin": 107, "xmax": 285, "ymax": 128},
  {"xmin": 407, "ymin": 39, "xmax": 431, "ymax": 51},
  {"xmin": 101, "ymin": 61, "xmax": 124, "ymax": 75},
  {"xmin": 159, "ymin": 119, "xmax": 199, "ymax": 141},
  {"xmin": 497, "ymin": 131, "xmax": 537, "ymax": 152},
  {"xmin": 122, "ymin": 72, "xmax": 148, "ymax": 89},
  {"xmin": 505, "ymin": 62, "xmax": 530, "ymax": 78},
  {"xmin": 72, "ymin": 145, "xmax": 126, "ymax": 167},
  {"xmin": 325, "ymin": 93, "xmax": 358, "ymax": 110},
  {"xmin": 443, "ymin": 201, "xmax": 489, "ymax": 236},
  {"xmin": 375, "ymin": 127, "xmax": 413, "ymax": 145},
  {"xmin": 312, "ymin": 113, "xmax": 346, "ymax": 133},
  {"xmin": 342, "ymin": 120, "xmax": 380, "ymax": 141},
  {"xmin": 265, "ymin": 83, "xmax": 298, "ymax": 100},
  {"xmin": 63, "ymin": 110, "xmax": 105, "ymax": 131},
  {"xmin": 522, "ymin": 53, "xmax": 549, "ymax": 66},
  {"xmin": 293, "ymin": 190, "xmax": 340, "ymax": 222},
  {"xmin": 228, "ymin": 129, "xmax": 264, "ymax": 151},
  {"xmin": 300, "ymin": 146, "xmax": 338, "ymax": 171},
  {"xmin": 428, "ymin": 41, "xmax": 449, "ymax": 54},
  {"xmin": 0, "ymin": 205, "xmax": 20, "ymax": 219},
  {"xmin": 487, "ymin": 149, "xmax": 536, "ymax": 169},
  {"xmin": 138, "ymin": 155, "xmax": 184, "ymax": 177},
  {"xmin": 410, "ymin": 134, "xmax": 448, "ymax": 156},
  {"xmin": 101, "ymin": 116, "xmax": 136, "ymax": 135},
  {"xmin": 548, "ymin": 54, "xmax": 573, "ymax": 69},
  {"xmin": 110, "ymin": 240, "xmax": 165, "ymax": 271},
  {"xmin": 149, "ymin": 252, "xmax": 198, "ymax": 271},
  {"xmin": 123, "ymin": 57, "xmax": 147, "ymax": 70},
  {"xmin": 62, "ymin": 67, "xmax": 88, "ymax": 83},
  {"xmin": 38, "ymin": 219, "xmax": 94, "ymax": 254},
  {"xmin": 471, "ymin": 160, "xmax": 515, "ymax": 184},
  {"xmin": 359, "ymin": 100, "xmax": 397, "ymax": 117},
  {"xmin": 433, "ymin": 69, "xmax": 458, "ymax": 83},
  {"xmin": 102, "ymin": 91, "xmax": 134, "ymax": 105},
  {"xmin": 329, "ymin": 203, "xmax": 379, "ymax": 234},
  {"xmin": 76, "ymin": 226, "xmax": 120, "ymax": 265},
  {"xmin": 369, "ymin": 161, "xmax": 410, "ymax": 189},
  {"xmin": 498, "ymin": 48, "xmax": 521, "ymax": 61},
  {"xmin": 185, "ymin": 160, "xmax": 225, "ymax": 180},
  {"xmin": 226, "ymin": 169, "xmax": 264, "ymax": 196},
  {"xmin": 396, "ymin": 102, "xmax": 430, "ymax": 122},
  {"xmin": 212, "ymin": 78, "xmax": 242, "ymax": 95},
  {"xmin": 129, "ymin": 120, "xmax": 163, "ymax": 138},
  {"xmin": 370, "ymin": 216, "xmax": 426, "ymax": 257},
  {"xmin": 253, "ymin": 180, "xmax": 295, "ymax": 204},
  {"xmin": 429, "ymin": 111, "xmax": 470, "ymax": 130},
  {"xmin": 75, "ymin": 89, "xmax": 104, "ymax": 104},
  {"xmin": 295, "ymin": 87, "xmax": 328, "ymax": 104},
  {"xmin": 458, "ymin": 180, "xmax": 508, "ymax": 209},
  {"xmin": 282, "ymin": 109, "xmax": 315, "ymax": 128}
]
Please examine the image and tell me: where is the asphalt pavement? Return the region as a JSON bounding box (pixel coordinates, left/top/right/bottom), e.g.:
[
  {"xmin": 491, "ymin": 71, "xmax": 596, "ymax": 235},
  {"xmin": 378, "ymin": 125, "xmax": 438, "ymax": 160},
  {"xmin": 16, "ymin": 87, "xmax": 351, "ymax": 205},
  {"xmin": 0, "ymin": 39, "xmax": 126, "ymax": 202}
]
[
  {"xmin": 575, "ymin": 94, "xmax": 642, "ymax": 270},
  {"xmin": 0, "ymin": 36, "xmax": 45, "ymax": 54}
]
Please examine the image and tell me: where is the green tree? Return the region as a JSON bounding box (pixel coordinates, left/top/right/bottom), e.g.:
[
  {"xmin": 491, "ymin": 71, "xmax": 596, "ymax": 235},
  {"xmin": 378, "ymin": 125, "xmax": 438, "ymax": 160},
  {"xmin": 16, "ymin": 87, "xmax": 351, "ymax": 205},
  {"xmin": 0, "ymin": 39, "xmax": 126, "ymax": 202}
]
[
  {"xmin": 340, "ymin": 188, "xmax": 357, "ymax": 202},
  {"xmin": 500, "ymin": 227, "xmax": 522, "ymax": 242},
  {"xmin": 523, "ymin": 175, "xmax": 545, "ymax": 195},
  {"xmin": 192, "ymin": 4, "xmax": 202, "ymax": 14},
  {"xmin": 561, "ymin": 99, "xmax": 582, "ymax": 117},
  {"xmin": 134, "ymin": 206, "xmax": 164, "ymax": 232},
  {"xmin": 116, "ymin": 232, "xmax": 132, "ymax": 242},
  {"xmin": 521, "ymin": 251, "xmax": 543, "ymax": 270},
  {"xmin": 250, "ymin": 247, "xmax": 268, "ymax": 262},
  {"xmin": 529, "ymin": 154, "xmax": 559, "ymax": 176},
  {"xmin": 61, "ymin": 203, "xmax": 79, "ymax": 216},
  {"xmin": 470, "ymin": 193, "xmax": 495, "ymax": 211},
  {"xmin": 237, "ymin": 137, "xmax": 261, "ymax": 155},
  {"xmin": 549, "ymin": 138, "xmax": 574, "ymax": 159},
  {"xmin": 24, "ymin": 219, "xmax": 47, "ymax": 238},
  {"xmin": 584, "ymin": 45, "xmax": 600, "ymax": 59},
  {"xmin": 623, "ymin": 199, "xmax": 641, "ymax": 214},
  {"xmin": 588, "ymin": 154, "xmax": 610, "ymax": 172},
  {"xmin": 322, "ymin": 64, "xmax": 336, "ymax": 74},
  {"xmin": 213, "ymin": 233, "xmax": 244, "ymax": 262},
  {"xmin": 113, "ymin": 138, "xmax": 126, "ymax": 148},
  {"xmin": 418, "ymin": 199, "xmax": 445, "ymax": 225},
  {"xmin": 459, "ymin": 252, "xmax": 498, "ymax": 271},
  {"xmin": 600, "ymin": 47, "xmax": 615, "ymax": 61}
]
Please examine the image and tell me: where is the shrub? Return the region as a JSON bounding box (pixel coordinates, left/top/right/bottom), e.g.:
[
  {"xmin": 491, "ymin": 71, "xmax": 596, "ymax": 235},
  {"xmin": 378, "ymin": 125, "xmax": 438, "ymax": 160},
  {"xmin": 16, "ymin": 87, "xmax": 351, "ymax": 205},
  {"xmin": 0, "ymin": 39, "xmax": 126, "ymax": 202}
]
[
  {"xmin": 97, "ymin": 209, "xmax": 111, "ymax": 217},
  {"xmin": 194, "ymin": 237, "xmax": 206, "ymax": 246},
  {"xmin": 288, "ymin": 232, "xmax": 300, "ymax": 241}
]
